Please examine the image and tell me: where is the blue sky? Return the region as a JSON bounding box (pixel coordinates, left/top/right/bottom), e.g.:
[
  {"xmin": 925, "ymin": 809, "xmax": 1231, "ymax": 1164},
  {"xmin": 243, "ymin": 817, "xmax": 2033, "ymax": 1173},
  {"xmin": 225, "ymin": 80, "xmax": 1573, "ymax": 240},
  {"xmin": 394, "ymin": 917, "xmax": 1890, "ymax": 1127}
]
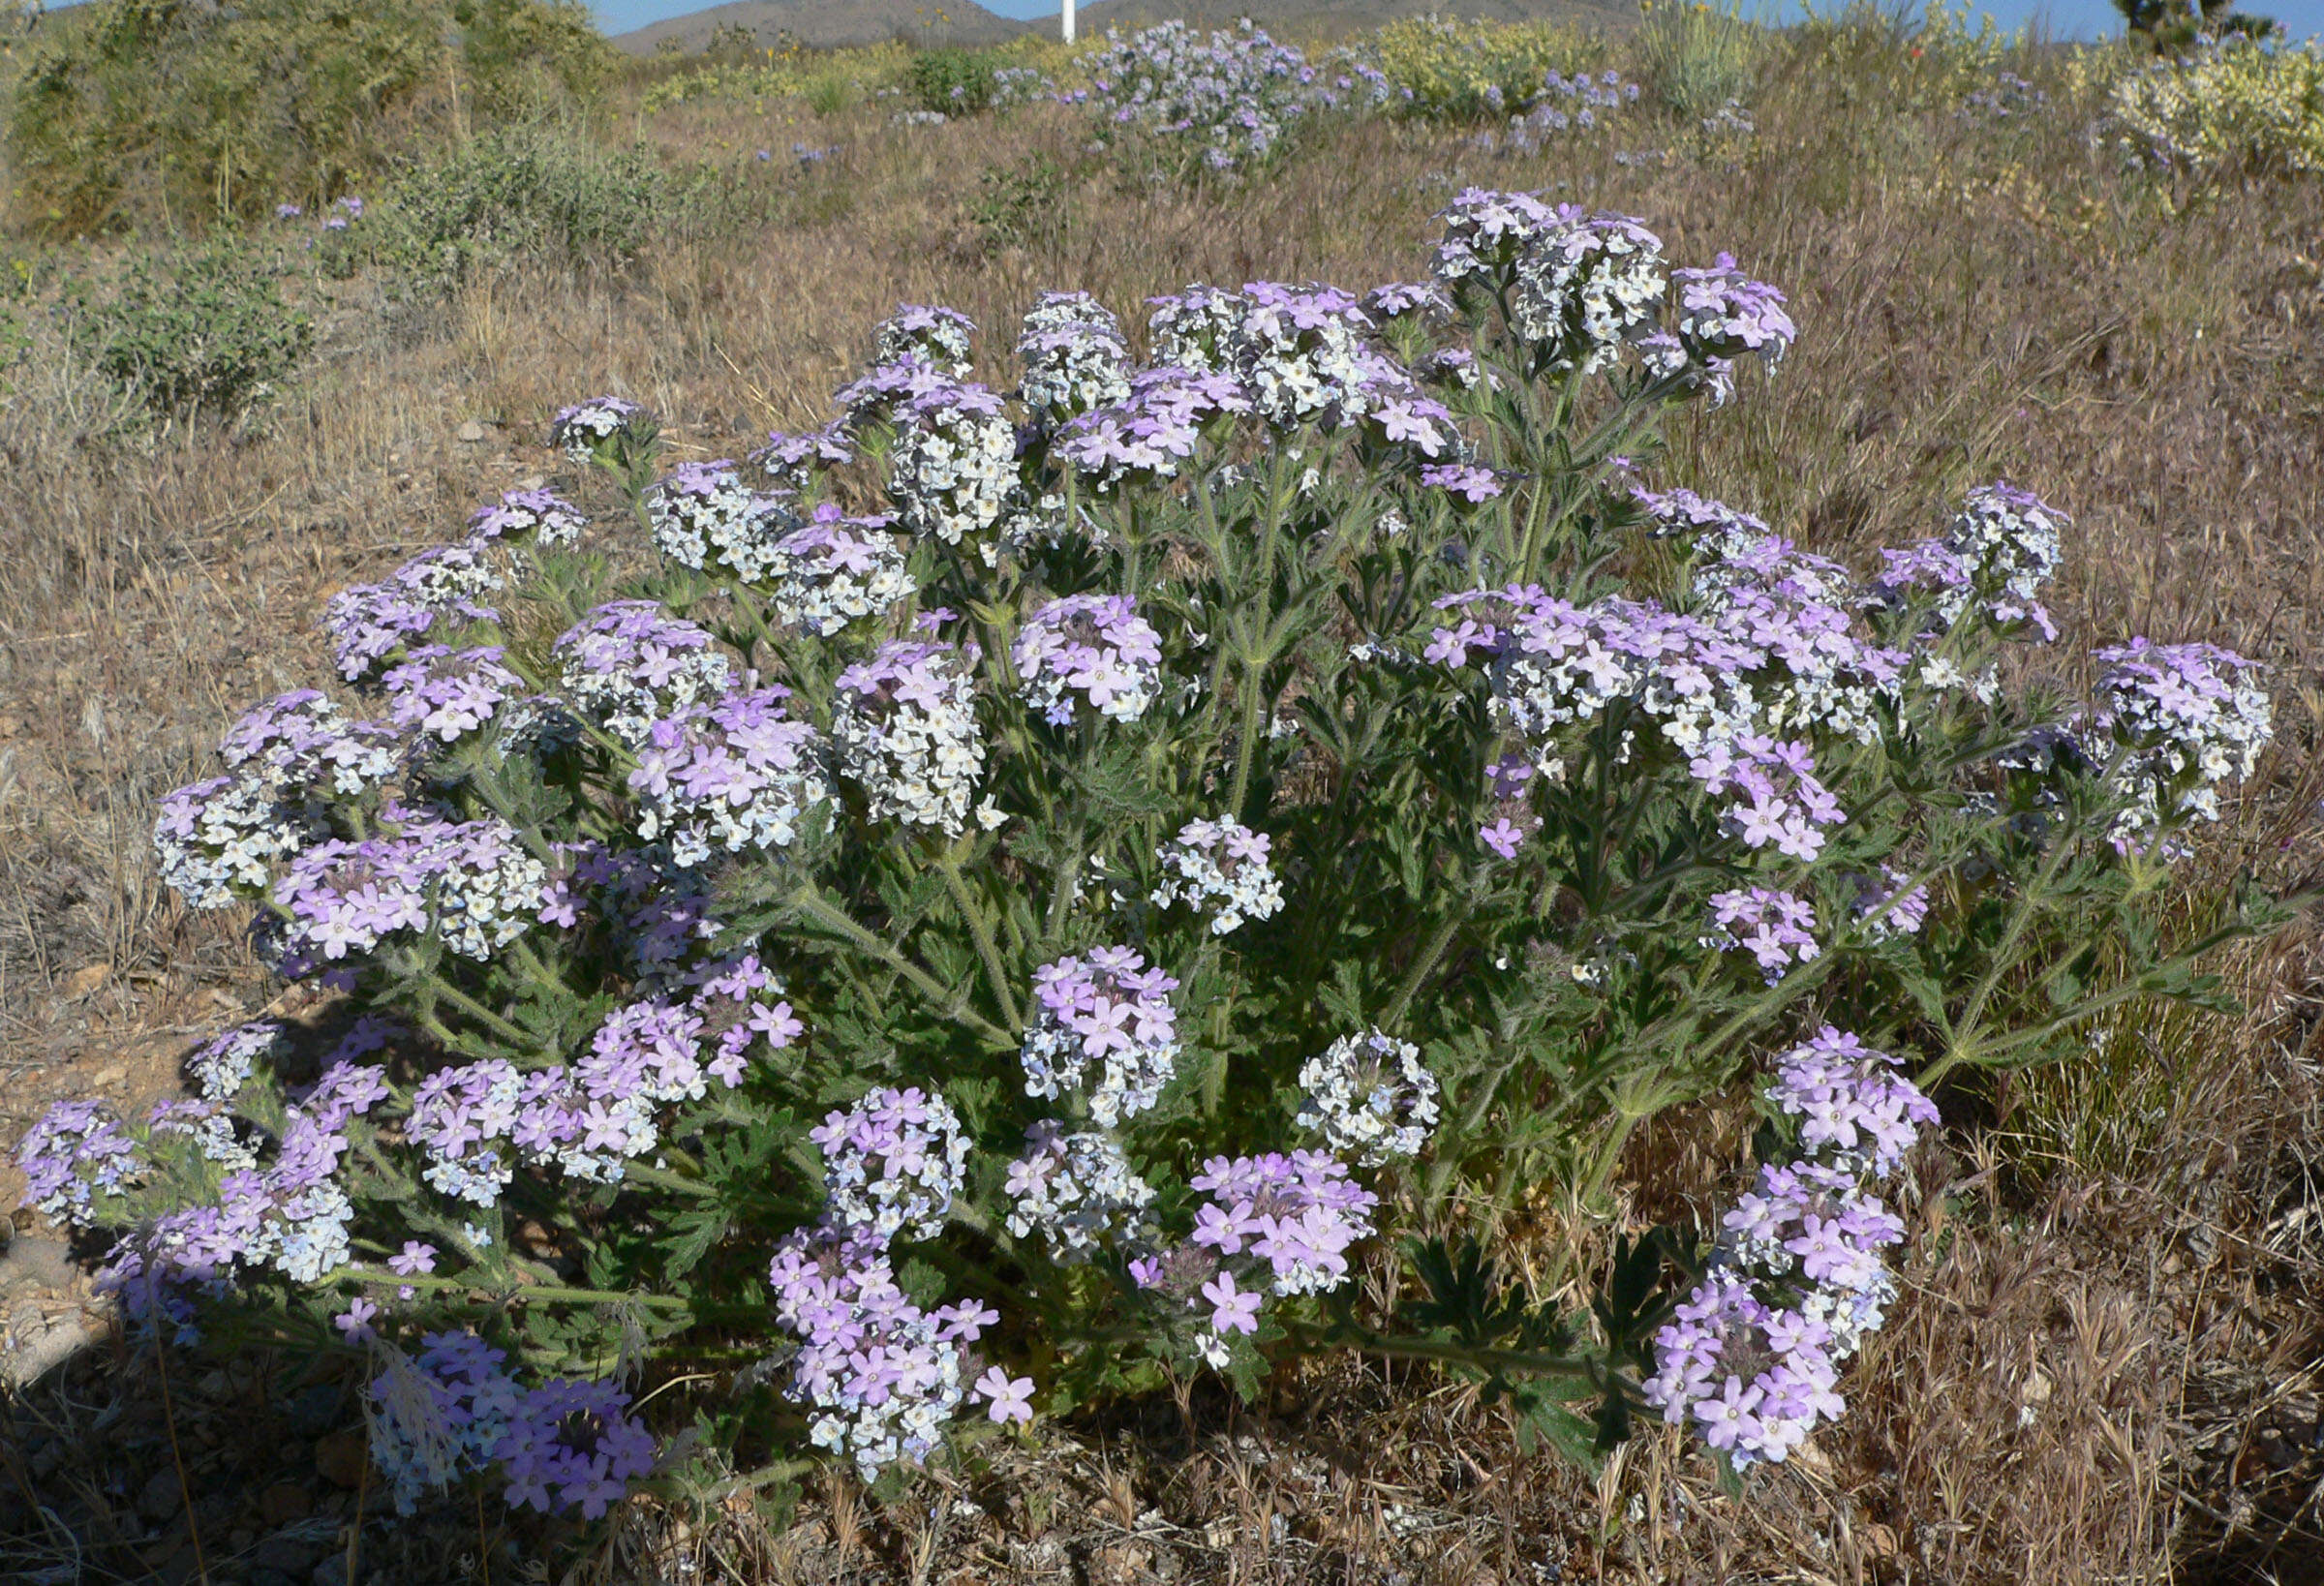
[{"xmin": 585, "ymin": 0, "xmax": 2319, "ymax": 43}]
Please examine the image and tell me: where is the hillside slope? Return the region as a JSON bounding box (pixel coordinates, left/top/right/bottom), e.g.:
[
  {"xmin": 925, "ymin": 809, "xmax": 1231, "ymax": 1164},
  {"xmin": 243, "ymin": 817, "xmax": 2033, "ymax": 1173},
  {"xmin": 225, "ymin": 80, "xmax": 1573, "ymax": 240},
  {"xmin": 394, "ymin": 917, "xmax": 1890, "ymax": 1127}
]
[
  {"xmin": 614, "ymin": 0, "xmax": 1636, "ymax": 53},
  {"xmin": 616, "ymin": 0, "xmax": 1033, "ymax": 53}
]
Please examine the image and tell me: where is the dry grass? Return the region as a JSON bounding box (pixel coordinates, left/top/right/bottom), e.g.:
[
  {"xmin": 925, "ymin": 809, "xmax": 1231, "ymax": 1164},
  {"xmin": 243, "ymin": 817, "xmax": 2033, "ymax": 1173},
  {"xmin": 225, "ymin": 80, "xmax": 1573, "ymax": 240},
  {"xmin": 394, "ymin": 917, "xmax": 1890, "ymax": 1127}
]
[{"xmin": 5, "ymin": 27, "xmax": 2324, "ymax": 1585}]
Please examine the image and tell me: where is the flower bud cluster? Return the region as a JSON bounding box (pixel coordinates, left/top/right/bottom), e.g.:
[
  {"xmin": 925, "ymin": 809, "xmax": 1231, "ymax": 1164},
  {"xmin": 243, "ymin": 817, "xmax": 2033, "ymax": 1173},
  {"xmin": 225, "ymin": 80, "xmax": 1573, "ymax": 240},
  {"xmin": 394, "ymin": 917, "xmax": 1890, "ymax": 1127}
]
[
  {"xmin": 763, "ymin": 505, "xmax": 916, "ymax": 636},
  {"xmin": 873, "ymin": 304, "xmax": 976, "ymax": 375},
  {"xmin": 647, "ymin": 460, "xmax": 797, "ymax": 584},
  {"xmin": 768, "ymin": 1225, "xmax": 993, "ymax": 1478},
  {"xmin": 811, "ymin": 1086, "xmax": 971, "ymax": 1243},
  {"xmin": 887, "ymin": 381, "xmax": 1024, "ymax": 560},
  {"xmin": 1020, "ymin": 948, "xmax": 1182, "ymax": 1126},
  {"xmin": 1872, "ymin": 481, "xmax": 2065, "ymax": 641},
  {"xmin": 1150, "ymin": 817, "xmax": 1284, "ymax": 934},
  {"xmin": 831, "ymin": 640, "xmax": 986, "ymax": 837},
  {"xmin": 549, "ymin": 395, "xmax": 645, "ymax": 464},
  {"xmin": 552, "ymin": 601, "xmax": 734, "ymax": 747},
  {"xmin": 324, "ymin": 544, "xmax": 504, "ymax": 683},
  {"xmin": 2092, "ymin": 637, "xmax": 2272, "ymax": 847},
  {"xmin": 1002, "ymin": 1121, "xmax": 1158, "ymax": 1259},
  {"xmin": 466, "ymin": 488, "xmax": 585, "ymax": 550},
  {"xmin": 495, "ymin": 1376, "xmax": 657, "ymax": 1519},
  {"xmin": 628, "ymin": 685, "xmax": 829, "ymax": 866},
  {"xmin": 1017, "ymin": 291, "xmax": 1132, "ymax": 419},
  {"xmin": 382, "ymin": 645, "xmax": 524, "ymax": 746},
  {"xmin": 1294, "ymin": 1028, "xmax": 1441, "ymax": 1167},
  {"xmin": 1013, "ymin": 594, "xmax": 1164, "ymax": 726},
  {"xmin": 274, "ymin": 806, "xmax": 549, "ymax": 968}
]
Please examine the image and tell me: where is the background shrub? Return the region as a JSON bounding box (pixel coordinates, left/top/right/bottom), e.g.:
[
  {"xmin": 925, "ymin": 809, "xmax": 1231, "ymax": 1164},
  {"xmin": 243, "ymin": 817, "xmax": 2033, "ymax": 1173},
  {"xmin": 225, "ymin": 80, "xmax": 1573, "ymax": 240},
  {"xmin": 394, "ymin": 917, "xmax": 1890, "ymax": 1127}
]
[
  {"xmin": 1636, "ymin": 1, "xmax": 1764, "ymax": 118},
  {"xmin": 71, "ymin": 237, "xmax": 311, "ymax": 418},
  {"xmin": 2110, "ymin": 35, "xmax": 2324, "ymax": 176},
  {"xmin": 366, "ymin": 122, "xmax": 723, "ymax": 292},
  {"xmin": 1364, "ymin": 16, "xmax": 1607, "ymax": 122},
  {"xmin": 4, "ymin": 0, "xmax": 618, "ymax": 233}
]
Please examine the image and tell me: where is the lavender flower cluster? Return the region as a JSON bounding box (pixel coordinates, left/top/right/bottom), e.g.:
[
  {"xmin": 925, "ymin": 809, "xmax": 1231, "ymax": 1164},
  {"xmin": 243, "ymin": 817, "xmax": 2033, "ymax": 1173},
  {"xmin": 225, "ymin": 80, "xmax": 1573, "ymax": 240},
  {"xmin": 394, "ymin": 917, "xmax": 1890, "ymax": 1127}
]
[
  {"xmin": 1079, "ymin": 20, "xmax": 1349, "ymax": 172},
  {"xmin": 1643, "ymin": 1029, "xmax": 1939, "ymax": 1468},
  {"xmin": 367, "ymin": 1332, "xmax": 653, "ymax": 1519},
  {"xmin": 1013, "ymin": 595, "xmax": 1164, "ymax": 727},
  {"xmin": 1020, "ymin": 948, "xmax": 1182, "ymax": 1126}
]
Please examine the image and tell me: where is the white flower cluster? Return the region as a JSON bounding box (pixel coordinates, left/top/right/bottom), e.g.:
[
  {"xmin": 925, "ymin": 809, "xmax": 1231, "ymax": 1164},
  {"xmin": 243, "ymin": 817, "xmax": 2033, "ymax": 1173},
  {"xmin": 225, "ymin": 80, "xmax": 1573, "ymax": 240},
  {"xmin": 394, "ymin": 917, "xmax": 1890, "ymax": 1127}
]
[
  {"xmin": 429, "ymin": 825, "xmax": 554, "ymax": 962},
  {"xmin": 155, "ymin": 777, "xmax": 322, "ymax": 909},
  {"xmin": 552, "ymin": 603, "xmax": 736, "ymax": 747},
  {"xmin": 1001, "ymin": 1123, "xmax": 1156, "ymax": 1261},
  {"xmin": 646, "ymin": 461, "xmax": 797, "ymax": 585},
  {"xmin": 764, "ymin": 507, "xmax": 917, "ymax": 637},
  {"xmin": 830, "ymin": 641, "xmax": 987, "ymax": 837},
  {"xmin": 1295, "ymin": 1028, "xmax": 1442, "ymax": 1167},
  {"xmin": 188, "ymin": 1022, "xmax": 286, "ymax": 1101},
  {"xmin": 1150, "ymin": 818, "xmax": 1285, "ymax": 934},
  {"xmin": 1017, "ymin": 292, "xmax": 1133, "ymax": 419},
  {"xmin": 873, "ymin": 304, "xmax": 976, "ymax": 375},
  {"xmin": 1511, "ymin": 213, "xmax": 1668, "ymax": 375},
  {"xmin": 888, "ymin": 387, "xmax": 1024, "ymax": 563}
]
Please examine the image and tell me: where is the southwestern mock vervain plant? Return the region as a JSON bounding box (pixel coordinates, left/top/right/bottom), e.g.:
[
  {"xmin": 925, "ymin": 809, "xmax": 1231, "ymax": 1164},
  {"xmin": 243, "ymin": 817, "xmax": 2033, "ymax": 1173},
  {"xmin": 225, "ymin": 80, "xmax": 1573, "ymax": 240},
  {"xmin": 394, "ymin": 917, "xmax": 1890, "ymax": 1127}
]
[{"xmin": 16, "ymin": 190, "xmax": 2283, "ymax": 1521}]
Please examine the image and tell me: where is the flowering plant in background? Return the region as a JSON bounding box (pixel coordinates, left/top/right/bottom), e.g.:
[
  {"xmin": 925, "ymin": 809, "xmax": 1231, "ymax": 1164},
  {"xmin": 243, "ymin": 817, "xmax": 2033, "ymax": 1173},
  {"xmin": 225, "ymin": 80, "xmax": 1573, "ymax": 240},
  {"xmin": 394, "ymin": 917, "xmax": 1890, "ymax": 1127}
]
[
  {"xmin": 1078, "ymin": 19, "xmax": 1388, "ymax": 174},
  {"xmin": 15, "ymin": 191, "xmax": 2284, "ymax": 1526}
]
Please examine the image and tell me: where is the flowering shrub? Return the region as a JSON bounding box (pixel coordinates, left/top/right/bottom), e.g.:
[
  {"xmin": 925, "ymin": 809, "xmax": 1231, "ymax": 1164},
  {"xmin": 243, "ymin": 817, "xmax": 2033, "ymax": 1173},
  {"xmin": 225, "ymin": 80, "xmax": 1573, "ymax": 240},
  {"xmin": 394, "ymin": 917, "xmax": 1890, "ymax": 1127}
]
[
  {"xmin": 1077, "ymin": 20, "xmax": 1387, "ymax": 173},
  {"xmin": 15, "ymin": 190, "xmax": 2284, "ymax": 1518},
  {"xmin": 1358, "ymin": 15, "xmax": 1608, "ymax": 123},
  {"xmin": 2109, "ymin": 35, "xmax": 2324, "ymax": 176}
]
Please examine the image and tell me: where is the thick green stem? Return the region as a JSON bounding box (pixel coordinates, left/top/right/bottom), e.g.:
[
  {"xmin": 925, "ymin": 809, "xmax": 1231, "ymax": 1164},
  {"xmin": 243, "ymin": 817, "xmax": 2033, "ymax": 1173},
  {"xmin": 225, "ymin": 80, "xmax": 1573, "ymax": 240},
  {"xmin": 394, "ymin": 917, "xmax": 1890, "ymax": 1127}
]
[
  {"xmin": 328, "ymin": 1268, "xmax": 690, "ymax": 1309},
  {"xmin": 789, "ymin": 884, "xmax": 1015, "ymax": 1049},
  {"xmin": 939, "ymin": 849, "xmax": 1024, "ymax": 1031}
]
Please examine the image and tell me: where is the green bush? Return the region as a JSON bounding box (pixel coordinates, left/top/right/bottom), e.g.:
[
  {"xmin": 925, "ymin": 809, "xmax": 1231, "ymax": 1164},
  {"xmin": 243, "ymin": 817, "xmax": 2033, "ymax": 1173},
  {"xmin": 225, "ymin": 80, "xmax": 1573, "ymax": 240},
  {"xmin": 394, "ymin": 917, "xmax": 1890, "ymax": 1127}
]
[
  {"xmin": 367, "ymin": 125, "xmax": 663, "ymax": 292},
  {"xmin": 8, "ymin": 0, "xmax": 440, "ymax": 230},
  {"xmin": 366, "ymin": 123, "xmax": 759, "ymax": 293},
  {"xmin": 455, "ymin": 0, "xmax": 617, "ymax": 121},
  {"xmin": 907, "ymin": 46, "xmax": 1003, "ymax": 114},
  {"xmin": 73, "ymin": 239, "xmax": 312, "ymax": 417},
  {"xmin": 1636, "ymin": 1, "xmax": 1763, "ymax": 119},
  {"xmin": 1361, "ymin": 16, "xmax": 1606, "ymax": 122},
  {"xmin": 5, "ymin": 0, "xmax": 617, "ymax": 233}
]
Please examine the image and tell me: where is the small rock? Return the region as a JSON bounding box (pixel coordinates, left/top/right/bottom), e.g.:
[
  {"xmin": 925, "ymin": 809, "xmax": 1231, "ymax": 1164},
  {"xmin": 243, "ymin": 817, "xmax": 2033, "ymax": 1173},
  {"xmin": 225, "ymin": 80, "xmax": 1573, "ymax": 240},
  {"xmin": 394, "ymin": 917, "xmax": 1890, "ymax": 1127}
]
[
  {"xmin": 90, "ymin": 1063, "xmax": 127, "ymax": 1088},
  {"xmin": 284, "ymin": 1382, "xmax": 344, "ymax": 1438},
  {"xmin": 0, "ymin": 1235, "xmax": 75, "ymax": 1290},
  {"xmin": 457, "ymin": 421, "xmax": 486, "ymax": 443},
  {"xmin": 138, "ymin": 1466, "xmax": 185, "ymax": 1523},
  {"xmin": 260, "ymin": 1481, "xmax": 314, "ymax": 1526},
  {"xmin": 249, "ymin": 1531, "xmax": 328, "ymax": 1572},
  {"xmin": 65, "ymin": 962, "xmax": 111, "ymax": 999},
  {"xmin": 312, "ymin": 1553, "xmax": 352, "ymax": 1586},
  {"xmin": 314, "ymin": 1428, "xmax": 369, "ymax": 1491}
]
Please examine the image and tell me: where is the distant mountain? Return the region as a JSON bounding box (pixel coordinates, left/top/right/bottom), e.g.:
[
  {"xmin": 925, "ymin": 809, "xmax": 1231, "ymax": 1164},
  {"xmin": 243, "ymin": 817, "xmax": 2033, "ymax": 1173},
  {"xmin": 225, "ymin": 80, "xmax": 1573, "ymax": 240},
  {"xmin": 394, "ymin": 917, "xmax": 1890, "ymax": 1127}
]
[
  {"xmin": 614, "ymin": 0, "xmax": 1636, "ymax": 54},
  {"xmin": 615, "ymin": 0, "xmax": 1035, "ymax": 54}
]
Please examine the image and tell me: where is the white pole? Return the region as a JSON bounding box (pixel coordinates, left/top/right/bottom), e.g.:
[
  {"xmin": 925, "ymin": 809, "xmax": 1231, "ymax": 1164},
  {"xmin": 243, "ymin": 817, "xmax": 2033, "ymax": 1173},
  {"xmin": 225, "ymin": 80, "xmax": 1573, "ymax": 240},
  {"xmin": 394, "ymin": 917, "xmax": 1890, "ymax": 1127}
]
[{"xmin": 1062, "ymin": 0, "xmax": 1075, "ymax": 43}]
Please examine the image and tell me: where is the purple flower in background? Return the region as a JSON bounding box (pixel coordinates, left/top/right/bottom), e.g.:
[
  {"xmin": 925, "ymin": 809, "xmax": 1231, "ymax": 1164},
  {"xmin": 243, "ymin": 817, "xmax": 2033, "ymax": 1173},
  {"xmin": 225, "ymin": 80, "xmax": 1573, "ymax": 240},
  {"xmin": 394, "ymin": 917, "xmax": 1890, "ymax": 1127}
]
[
  {"xmin": 549, "ymin": 396, "xmax": 645, "ymax": 464},
  {"xmin": 466, "ymin": 488, "xmax": 585, "ymax": 550},
  {"xmin": 494, "ymin": 1377, "xmax": 657, "ymax": 1519}
]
